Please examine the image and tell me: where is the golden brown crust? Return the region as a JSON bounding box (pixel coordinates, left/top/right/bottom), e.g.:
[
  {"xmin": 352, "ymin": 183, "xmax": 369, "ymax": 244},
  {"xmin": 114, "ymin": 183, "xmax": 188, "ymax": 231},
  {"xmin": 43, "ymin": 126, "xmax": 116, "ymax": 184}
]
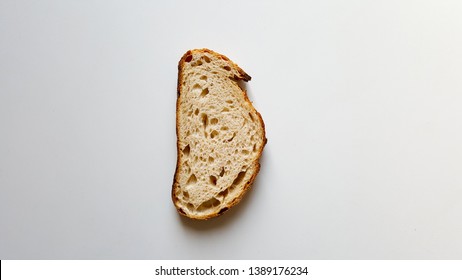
[{"xmin": 172, "ymin": 49, "xmax": 266, "ymax": 220}]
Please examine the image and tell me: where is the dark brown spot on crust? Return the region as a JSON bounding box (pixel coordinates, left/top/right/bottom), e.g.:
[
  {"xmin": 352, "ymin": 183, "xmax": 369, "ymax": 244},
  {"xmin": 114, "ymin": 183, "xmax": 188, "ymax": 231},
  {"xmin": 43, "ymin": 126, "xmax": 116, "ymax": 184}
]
[
  {"xmin": 241, "ymin": 72, "xmax": 251, "ymax": 82},
  {"xmin": 218, "ymin": 207, "xmax": 229, "ymax": 215}
]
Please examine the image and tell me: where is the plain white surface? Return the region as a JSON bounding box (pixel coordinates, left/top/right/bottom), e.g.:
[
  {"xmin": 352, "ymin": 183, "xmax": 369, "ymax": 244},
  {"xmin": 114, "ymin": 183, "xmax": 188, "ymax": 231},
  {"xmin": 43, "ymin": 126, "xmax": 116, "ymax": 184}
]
[{"xmin": 1, "ymin": 0, "xmax": 462, "ymax": 259}]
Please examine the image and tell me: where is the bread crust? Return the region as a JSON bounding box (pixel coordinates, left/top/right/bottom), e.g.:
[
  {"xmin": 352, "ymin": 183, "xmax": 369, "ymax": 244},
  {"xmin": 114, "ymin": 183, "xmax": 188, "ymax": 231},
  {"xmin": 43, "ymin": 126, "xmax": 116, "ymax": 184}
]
[{"xmin": 172, "ymin": 49, "xmax": 266, "ymax": 220}]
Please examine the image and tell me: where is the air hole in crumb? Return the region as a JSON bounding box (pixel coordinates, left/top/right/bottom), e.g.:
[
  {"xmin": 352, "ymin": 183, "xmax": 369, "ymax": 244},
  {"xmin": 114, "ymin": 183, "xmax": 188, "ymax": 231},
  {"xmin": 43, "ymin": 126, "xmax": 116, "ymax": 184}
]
[
  {"xmin": 197, "ymin": 197, "xmax": 220, "ymax": 211},
  {"xmin": 223, "ymin": 65, "xmax": 231, "ymax": 71},
  {"xmin": 253, "ymin": 144, "xmax": 257, "ymax": 152},
  {"xmin": 194, "ymin": 108, "xmax": 199, "ymax": 115},
  {"xmin": 242, "ymin": 150, "xmax": 249, "ymax": 155},
  {"xmin": 249, "ymin": 112, "xmax": 255, "ymax": 121},
  {"xmin": 192, "ymin": 84, "xmax": 201, "ymax": 95},
  {"xmin": 232, "ymin": 171, "xmax": 247, "ymax": 186},
  {"xmin": 221, "ymin": 126, "xmax": 229, "ymax": 131},
  {"xmin": 185, "ymin": 55, "xmax": 192, "ymax": 62},
  {"xmin": 187, "ymin": 203, "xmax": 194, "ymax": 211},
  {"xmin": 202, "ymin": 56, "xmax": 211, "ymax": 63},
  {"xmin": 201, "ymin": 113, "xmax": 208, "ymax": 128},
  {"xmin": 186, "ymin": 174, "xmax": 197, "ymax": 186},
  {"xmin": 226, "ymin": 132, "xmax": 236, "ymax": 142},
  {"xmin": 200, "ymin": 75, "xmax": 207, "ymax": 81},
  {"xmin": 183, "ymin": 191, "xmax": 189, "ymax": 199},
  {"xmin": 208, "ymin": 156, "xmax": 214, "ymax": 163},
  {"xmin": 222, "ymin": 108, "xmax": 230, "ymax": 112},
  {"xmin": 186, "ymin": 174, "xmax": 197, "ymax": 185},
  {"xmin": 218, "ymin": 188, "xmax": 228, "ymax": 199},
  {"xmin": 200, "ymin": 88, "xmax": 209, "ymax": 97},
  {"xmin": 226, "ymin": 100, "xmax": 233, "ymax": 104},
  {"xmin": 182, "ymin": 144, "xmax": 190, "ymax": 156},
  {"xmin": 210, "ymin": 130, "xmax": 219, "ymax": 139},
  {"xmin": 209, "ymin": 175, "xmax": 217, "ymax": 186},
  {"xmin": 219, "ymin": 167, "xmax": 225, "ymax": 177},
  {"xmin": 210, "ymin": 118, "xmax": 218, "ymax": 125}
]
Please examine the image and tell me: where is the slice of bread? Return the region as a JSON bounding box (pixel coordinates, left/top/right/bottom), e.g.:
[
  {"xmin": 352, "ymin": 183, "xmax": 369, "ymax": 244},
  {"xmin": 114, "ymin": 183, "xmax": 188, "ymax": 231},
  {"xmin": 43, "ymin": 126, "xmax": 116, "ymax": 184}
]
[{"xmin": 172, "ymin": 49, "xmax": 266, "ymax": 220}]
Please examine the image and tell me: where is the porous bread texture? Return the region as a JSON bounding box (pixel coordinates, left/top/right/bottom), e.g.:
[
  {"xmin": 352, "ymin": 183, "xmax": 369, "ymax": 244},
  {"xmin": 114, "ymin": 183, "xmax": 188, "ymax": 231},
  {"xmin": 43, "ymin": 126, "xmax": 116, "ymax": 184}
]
[{"xmin": 173, "ymin": 49, "xmax": 266, "ymax": 220}]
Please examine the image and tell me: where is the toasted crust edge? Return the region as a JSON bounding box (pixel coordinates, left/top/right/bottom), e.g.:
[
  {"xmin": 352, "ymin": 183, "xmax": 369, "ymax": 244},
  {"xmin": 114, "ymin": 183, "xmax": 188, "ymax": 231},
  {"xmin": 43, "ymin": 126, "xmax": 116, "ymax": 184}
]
[{"xmin": 172, "ymin": 48, "xmax": 267, "ymax": 220}]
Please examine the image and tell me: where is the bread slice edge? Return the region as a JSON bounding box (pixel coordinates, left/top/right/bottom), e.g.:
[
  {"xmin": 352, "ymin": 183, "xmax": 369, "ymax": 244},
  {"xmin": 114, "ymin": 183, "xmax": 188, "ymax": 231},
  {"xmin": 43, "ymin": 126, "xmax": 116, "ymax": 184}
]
[{"xmin": 172, "ymin": 48, "xmax": 267, "ymax": 220}]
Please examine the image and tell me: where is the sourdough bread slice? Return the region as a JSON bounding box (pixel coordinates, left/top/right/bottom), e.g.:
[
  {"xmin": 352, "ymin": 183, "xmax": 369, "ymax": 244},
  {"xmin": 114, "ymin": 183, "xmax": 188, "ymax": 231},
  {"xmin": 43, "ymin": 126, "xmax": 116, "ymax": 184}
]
[{"xmin": 172, "ymin": 49, "xmax": 266, "ymax": 219}]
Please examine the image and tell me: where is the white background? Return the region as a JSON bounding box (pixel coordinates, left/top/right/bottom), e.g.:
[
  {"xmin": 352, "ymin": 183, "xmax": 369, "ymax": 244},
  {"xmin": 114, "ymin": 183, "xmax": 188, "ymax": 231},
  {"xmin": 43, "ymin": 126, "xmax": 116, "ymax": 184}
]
[{"xmin": 1, "ymin": 0, "xmax": 461, "ymax": 259}]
